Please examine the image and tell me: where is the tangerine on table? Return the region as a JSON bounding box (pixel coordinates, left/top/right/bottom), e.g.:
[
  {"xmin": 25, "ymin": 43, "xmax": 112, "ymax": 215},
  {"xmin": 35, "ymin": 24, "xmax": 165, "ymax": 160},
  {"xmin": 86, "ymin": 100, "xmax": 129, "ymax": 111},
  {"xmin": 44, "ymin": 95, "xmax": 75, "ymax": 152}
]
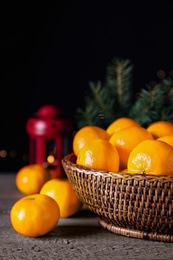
[
  {"xmin": 106, "ymin": 117, "xmax": 140, "ymax": 136},
  {"xmin": 127, "ymin": 139, "xmax": 173, "ymax": 175},
  {"xmin": 77, "ymin": 139, "xmax": 120, "ymax": 172},
  {"xmin": 40, "ymin": 178, "xmax": 83, "ymax": 218},
  {"xmin": 147, "ymin": 121, "xmax": 173, "ymax": 139},
  {"xmin": 109, "ymin": 126, "xmax": 153, "ymax": 171},
  {"xmin": 16, "ymin": 164, "xmax": 51, "ymax": 195},
  {"xmin": 157, "ymin": 135, "xmax": 173, "ymax": 147},
  {"xmin": 73, "ymin": 125, "xmax": 110, "ymax": 157},
  {"xmin": 10, "ymin": 194, "xmax": 60, "ymax": 237}
]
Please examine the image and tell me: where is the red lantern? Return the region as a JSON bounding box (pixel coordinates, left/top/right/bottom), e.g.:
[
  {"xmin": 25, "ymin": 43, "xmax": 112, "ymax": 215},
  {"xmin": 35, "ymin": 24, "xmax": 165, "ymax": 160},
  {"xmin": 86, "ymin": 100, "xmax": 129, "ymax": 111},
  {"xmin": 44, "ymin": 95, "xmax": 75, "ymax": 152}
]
[{"xmin": 26, "ymin": 105, "xmax": 74, "ymax": 179}]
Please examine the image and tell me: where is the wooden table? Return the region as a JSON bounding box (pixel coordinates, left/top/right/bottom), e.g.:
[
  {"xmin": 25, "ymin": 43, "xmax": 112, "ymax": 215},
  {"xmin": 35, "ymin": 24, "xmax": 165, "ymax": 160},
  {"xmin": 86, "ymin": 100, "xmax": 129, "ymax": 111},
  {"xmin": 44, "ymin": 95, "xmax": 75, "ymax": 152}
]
[{"xmin": 1, "ymin": 173, "xmax": 173, "ymax": 259}]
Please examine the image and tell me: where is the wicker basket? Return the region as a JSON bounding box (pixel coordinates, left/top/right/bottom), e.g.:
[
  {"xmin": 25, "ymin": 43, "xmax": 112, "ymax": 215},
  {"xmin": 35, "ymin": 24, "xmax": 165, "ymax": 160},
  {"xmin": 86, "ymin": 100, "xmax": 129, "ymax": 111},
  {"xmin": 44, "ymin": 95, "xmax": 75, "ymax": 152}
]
[{"xmin": 62, "ymin": 153, "xmax": 173, "ymax": 242}]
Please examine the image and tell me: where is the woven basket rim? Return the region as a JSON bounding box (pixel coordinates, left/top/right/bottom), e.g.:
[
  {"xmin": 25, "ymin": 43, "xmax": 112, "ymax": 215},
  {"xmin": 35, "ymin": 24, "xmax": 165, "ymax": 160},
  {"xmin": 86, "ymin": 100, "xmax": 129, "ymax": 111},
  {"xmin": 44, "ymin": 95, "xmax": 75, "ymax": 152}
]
[{"xmin": 62, "ymin": 153, "xmax": 173, "ymax": 182}]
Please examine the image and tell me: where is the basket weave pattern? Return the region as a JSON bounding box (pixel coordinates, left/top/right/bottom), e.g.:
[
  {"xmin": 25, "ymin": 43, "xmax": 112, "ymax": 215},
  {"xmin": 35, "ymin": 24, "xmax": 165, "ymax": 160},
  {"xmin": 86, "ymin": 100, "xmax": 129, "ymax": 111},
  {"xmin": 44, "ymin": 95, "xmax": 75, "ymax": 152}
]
[{"xmin": 62, "ymin": 153, "xmax": 173, "ymax": 242}]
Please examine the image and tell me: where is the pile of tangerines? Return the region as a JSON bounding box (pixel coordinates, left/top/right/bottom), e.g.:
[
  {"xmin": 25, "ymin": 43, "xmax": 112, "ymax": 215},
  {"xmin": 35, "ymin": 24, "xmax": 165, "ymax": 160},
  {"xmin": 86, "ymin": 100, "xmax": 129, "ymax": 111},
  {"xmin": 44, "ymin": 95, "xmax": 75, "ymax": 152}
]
[
  {"xmin": 11, "ymin": 164, "xmax": 82, "ymax": 238},
  {"xmin": 73, "ymin": 117, "xmax": 173, "ymax": 175},
  {"xmin": 10, "ymin": 117, "xmax": 173, "ymax": 238}
]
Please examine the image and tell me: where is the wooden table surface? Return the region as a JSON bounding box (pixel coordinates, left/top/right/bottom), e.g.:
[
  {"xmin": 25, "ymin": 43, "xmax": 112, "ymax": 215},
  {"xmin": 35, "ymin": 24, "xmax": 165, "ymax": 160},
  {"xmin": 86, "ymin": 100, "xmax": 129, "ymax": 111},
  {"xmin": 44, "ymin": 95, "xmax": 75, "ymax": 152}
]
[{"xmin": 1, "ymin": 173, "xmax": 173, "ymax": 260}]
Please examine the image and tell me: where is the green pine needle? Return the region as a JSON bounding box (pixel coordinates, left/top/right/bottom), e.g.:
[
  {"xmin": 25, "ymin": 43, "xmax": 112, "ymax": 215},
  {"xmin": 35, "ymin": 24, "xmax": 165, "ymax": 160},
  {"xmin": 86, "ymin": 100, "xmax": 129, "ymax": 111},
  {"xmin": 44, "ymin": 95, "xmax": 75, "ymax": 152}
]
[
  {"xmin": 75, "ymin": 57, "xmax": 173, "ymax": 130},
  {"xmin": 106, "ymin": 57, "xmax": 133, "ymax": 117}
]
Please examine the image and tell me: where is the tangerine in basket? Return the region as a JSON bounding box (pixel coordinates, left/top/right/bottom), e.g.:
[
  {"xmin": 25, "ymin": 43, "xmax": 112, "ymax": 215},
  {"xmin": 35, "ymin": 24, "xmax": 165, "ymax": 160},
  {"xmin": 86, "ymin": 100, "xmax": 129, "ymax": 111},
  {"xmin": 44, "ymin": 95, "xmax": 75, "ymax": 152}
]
[
  {"xmin": 147, "ymin": 121, "xmax": 173, "ymax": 139},
  {"xmin": 10, "ymin": 194, "xmax": 60, "ymax": 237},
  {"xmin": 109, "ymin": 126, "xmax": 153, "ymax": 171},
  {"xmin": 16, "ymin": 164, "xmax": 51, "ymax": 195},
  {"xmin": 120, "ymin": 168, "xmax": 128, "ymax": 173},
  {"xmin": 73, "ymin": 125, "xmax": 110, "ymax": 156},
  {"xmin": 127, "ymin": 139, "xmax": 173, "ymax": 175},
  {"xmin": 106, "ymin": 117, "xmax": 140, "ymax": 136},
  {"xmin": 157, "ymin": 135, "xmax": 173, "ymax": 147},
  {"xmin": 77, "ymin": 139, "xmax": 120, "ymax": 172},
  {"xmin": 40, "ymin": 178, "xmax": 83, "ymax": 218}
]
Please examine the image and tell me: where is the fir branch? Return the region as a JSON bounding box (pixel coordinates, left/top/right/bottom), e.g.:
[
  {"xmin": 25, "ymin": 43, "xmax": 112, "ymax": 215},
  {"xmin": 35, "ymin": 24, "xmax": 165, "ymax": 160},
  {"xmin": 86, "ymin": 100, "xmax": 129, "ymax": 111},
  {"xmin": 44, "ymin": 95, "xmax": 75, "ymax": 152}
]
[
  {"xmin": 75, "ymin": 81, "xmax": 116, "ymax": 129},
  {"xmin": 89, "ymin": 81, "xmax": 115, "ymax": 122},
  {"xmin": 116, "ymin": 63, "xmax": 123, "ymax": 115},
  {"xmin": 129, "ymin": 77, "xmax": 173, "ymax": 127},
  {"xmin": 128, "ymin": 88, "xmax": 156, "ymax": 127},
  {"xmin": 75, "ymin": 107, "xmax": 93, "ymax": 129},
  {"xmin": 106, "ymin": 57, "xmax": 133, "ymax": 117},
  {"xmin": 158, "ymin": 78, "xmax": 173, "ymax": 122},
  {"xmin": 75, "ymin": 57, "xmax": 135, "ymax": 129},
  {"xmin": 75, "ymin": 56, "xmax": 173, "ymax": 130}
]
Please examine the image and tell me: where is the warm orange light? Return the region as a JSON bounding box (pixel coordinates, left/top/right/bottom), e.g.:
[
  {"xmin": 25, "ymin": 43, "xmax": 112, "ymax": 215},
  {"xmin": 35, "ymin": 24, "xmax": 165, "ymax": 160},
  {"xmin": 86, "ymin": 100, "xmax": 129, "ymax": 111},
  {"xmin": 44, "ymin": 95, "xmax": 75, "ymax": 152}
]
[
  {"xmin": 157, "ymin": 70, "xmax": 165, "ymax": 79},
  {"xmin": 0, "ymin": 150, "xmax": 7, "ymax": 158},
  {"xmin": 47, "ymin": 155, "xmax": 55, "ymax": 164}
]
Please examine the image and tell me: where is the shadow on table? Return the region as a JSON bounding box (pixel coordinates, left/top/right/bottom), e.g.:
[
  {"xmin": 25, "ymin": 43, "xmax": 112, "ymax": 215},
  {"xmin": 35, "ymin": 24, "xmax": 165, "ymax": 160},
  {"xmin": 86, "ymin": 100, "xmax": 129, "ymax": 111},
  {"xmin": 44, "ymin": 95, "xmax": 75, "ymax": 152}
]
[
  {"xmin": 69, "ymin": 207, "xmax": 97, "ymax": 217},
  {"xmin": 41, "ymin": 208, "xmax": 104, "ymax": 240},
  {"xmin": 46, "ymin": 225, "xmax": 103, "ymax": 240}
]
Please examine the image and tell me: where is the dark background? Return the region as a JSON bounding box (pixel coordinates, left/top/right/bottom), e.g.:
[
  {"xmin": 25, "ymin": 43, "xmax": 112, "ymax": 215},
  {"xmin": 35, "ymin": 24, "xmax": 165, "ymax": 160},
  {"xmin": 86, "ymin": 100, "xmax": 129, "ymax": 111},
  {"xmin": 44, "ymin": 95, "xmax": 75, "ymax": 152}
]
[{"xmin": 1, "ymin": 1, "xmax": 173, "ymax": 171}]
